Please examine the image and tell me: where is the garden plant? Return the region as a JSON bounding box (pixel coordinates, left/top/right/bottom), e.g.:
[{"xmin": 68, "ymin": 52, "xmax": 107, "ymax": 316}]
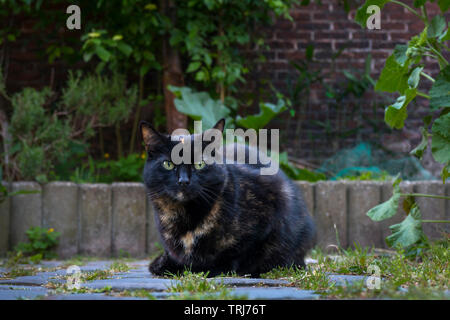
[{"xmin": 356, "ymin": 0, "xmax": 450, "ymax": 254}]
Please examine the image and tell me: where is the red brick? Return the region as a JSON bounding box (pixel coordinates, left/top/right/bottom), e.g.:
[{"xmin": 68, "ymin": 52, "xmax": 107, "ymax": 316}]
[{"xmin": 315, "ymin": 31, "xmax": 349, "ymax": 40}]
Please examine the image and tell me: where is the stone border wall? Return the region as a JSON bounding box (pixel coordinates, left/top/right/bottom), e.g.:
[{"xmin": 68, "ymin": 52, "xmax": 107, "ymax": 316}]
[{"xmin": 0, "ymin": 181, "xmax": 449, "ymax": 257}]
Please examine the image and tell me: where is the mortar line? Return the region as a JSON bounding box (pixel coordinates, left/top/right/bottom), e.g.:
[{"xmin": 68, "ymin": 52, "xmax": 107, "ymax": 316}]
[
  {"xmin": 110, "ymin": 184, "xmax": 115, "ymax": 258},
  {"xmin": 145, "ymin": 184, "xmax": 149, "ymax": 255},
  {"xmin": 76, "ymin": 184, "xmax": 82, "ymax": 255}
]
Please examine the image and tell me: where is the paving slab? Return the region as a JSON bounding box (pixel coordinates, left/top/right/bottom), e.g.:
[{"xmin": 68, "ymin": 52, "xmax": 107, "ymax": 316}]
[
  {"xmin": 0, "ymin": 270, "xmax": 66, "ymax": 286},
  {"xmin": 44, "ymin": 293, "xmax": 147, "ymax": 300},
  {"xmin": 212, "ymin": 278, "xmax": 291, "ymax": 287},
  {"xmin": 229, "ymin": 287, "xmax": 319, "ymax": 300},
  {"xmin": 84, "ymin": 277, "xmax": 177, "ymax": 292},
  {"xmin": 327, "ymin": 274, "xmax": 367, "ymax": 286},
  {"xmin": 0, "ymin": 285, "xmax": 48, "ymax": 300}
]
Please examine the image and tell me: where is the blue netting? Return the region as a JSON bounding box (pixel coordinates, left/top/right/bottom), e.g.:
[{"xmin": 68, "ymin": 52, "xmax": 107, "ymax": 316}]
[{"xmin": 317, "ymin": 142, "xmax": 436, "ymax": 181}]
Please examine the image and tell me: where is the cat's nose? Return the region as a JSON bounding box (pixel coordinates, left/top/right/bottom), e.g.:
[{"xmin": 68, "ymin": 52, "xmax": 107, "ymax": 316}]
[{"xmin": 178, "ymin": 176, "xmax": 190, "ymax": 186}]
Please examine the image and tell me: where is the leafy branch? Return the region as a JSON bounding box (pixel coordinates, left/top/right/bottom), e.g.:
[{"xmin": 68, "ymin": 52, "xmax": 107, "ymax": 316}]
[{"xmin": 355, "ymin": 0, "xmax": 450, "ymax": 253}]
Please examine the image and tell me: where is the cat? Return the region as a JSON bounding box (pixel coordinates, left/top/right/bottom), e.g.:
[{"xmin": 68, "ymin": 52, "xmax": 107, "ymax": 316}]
[{"xmin": 140, "ymin": 119, "xmax": 316, "ymax": 277}]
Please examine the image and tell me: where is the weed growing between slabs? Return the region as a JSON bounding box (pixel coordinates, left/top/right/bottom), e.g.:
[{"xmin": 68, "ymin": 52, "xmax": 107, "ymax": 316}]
[{"xmin": 164, "ymin": 270, "xmax": 248, "ymax": 300}]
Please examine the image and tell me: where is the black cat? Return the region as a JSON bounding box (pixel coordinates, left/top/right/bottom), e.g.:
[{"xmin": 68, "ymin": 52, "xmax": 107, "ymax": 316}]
[{"xmin": 140, "ymin": 119, "xmax": 316, "ymax": 277}]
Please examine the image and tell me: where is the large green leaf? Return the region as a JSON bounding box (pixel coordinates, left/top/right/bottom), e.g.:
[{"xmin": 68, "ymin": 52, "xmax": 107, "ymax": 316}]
[
  {"xmin": 386, "ymin": 206, "xmax": 423, "ymax": 248},
  {"xmin": 169, "ymin": 86, "xmax": 231, "ymax": 130},
  {"xmin": 375, "ymin": 54, "xmax": 409, "ymax": 94},
  {"xmin": 427, "ymin": 15, "xmax": 446, "ymax": 38},
  {"xmin": 355, "ymin": 0, "xmax": 390, "ymax": 27},
  {"xmin": 384, "ymin": 88, "xmax": 417, "ymax": 129},
  {"xmin": 367, "ymin": 174, "xmax": 402, "ymax": 221},
  {"xmin": 279, "ymin": 152, "xmax": 326, "ymax": 182},
  {"xmin": 429, "ymin": 65, "xmax": 450, "ymax": 109},
  {"xmin": 431, "ymin": 112, "xmax": 450, "ymax": 164},
  {"xmin": 236, "ymin": 99, "xmax": 287, "ymax": 130}
]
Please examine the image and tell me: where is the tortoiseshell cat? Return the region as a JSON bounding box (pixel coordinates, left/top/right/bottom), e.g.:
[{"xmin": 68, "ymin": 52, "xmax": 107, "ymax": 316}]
[{"xmin": 140, "ymin": 119, "xmax": 315, "ymax": 277}]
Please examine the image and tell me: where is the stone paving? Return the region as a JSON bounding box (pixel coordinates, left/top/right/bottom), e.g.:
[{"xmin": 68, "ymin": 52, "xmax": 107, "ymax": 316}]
[{"xmin": 0, "ymin": 259, "xmax": 368, "ymax": 300}]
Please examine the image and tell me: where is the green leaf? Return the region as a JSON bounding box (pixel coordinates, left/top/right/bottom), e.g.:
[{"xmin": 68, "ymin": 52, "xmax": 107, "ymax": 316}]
[
  {"xmin": 393, "ymin": 45, "xmax": 408, "ymax": 67},
  {"xmin": 236, "ymin": 99, "xmax": 287, "ymax": 130},
  {"xmin": 441, "ymin": 163, "xmax": 449, "ymax": 184},
  {"xmin": 386, "ymin": 206, "xmax": 423, "ymax": 249},
  {"xmin": 367, "ymin": 190, "xmax": 401, "ymax": 222},
  {"xmin": 95, "ymin": 46, "xmax": 111, "ymax": 62},
  {"xmin": 408, "ymin": 66, "xmax": 423, "ymax": 89},
  {"xmin": 355, "ymin": 0, "xmax": 390, "ymax": 28},
  {"xmin": 375, "ymin": 54, "xmax": 409, "ymax": 94},
  {"xmin": 431, "ymin": 112, "xmax": 450, "ymax": 164},
  {"xmin": 279, "ymin": 152, "xmax": 326, "ymax": 182},
  {"xmin": 429, "ymin": 65, "xmax": 450, "ymax": 109},
  {"xmin": 410, "ymin": 127, "xmax": 429, "ymax": 159},
  {"xmin": 427, "ymin": 15, "xmax": 446, "ymax": 38},
  {"xmin": 306, "ymin": 44, "xmax": 314, "ymax": 61},
  {"xmin": 139, "ymin": 64, "xmax": 150, "ymax": 77},
  {"xmin": 169, "ymin": 86, "xmax": 231, "ymax": 130},
  {"xmin": 367, "ymin": 174, "xmax": 402, "ymax": 221},
  {"xmin": 384, "ymin": 88, "xmax": 417, "ymax": 129},
  {"xmin": 186, "ymin": 61, "xmax": 201, "ymax": 73},
  {"xmin": 145, "ymin": 3, "xmax": 157, "ymax": 10},
  {"xmin": 116, "ymin": 42, "xmax": 133, "ymax": 57},
  {"xmin": 438, "ymin": 28, "xmax": 450, "ymax": 42}
]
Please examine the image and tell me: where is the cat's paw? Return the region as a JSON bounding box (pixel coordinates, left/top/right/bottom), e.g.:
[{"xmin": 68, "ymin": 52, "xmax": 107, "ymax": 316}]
[{"xmin": 149, "ymin": 254, "xmax": 170, "ymax": 276}]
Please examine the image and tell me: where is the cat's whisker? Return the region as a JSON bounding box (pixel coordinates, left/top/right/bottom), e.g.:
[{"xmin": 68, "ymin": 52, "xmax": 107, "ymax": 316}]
[{"xmin": 199, "ymin": 187, "xmax": 236, "ymax": 213}]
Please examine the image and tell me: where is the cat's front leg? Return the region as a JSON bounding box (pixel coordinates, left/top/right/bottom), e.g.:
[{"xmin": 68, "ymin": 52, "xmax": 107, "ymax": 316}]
[{"xmin": 149, "ymin": 252, "xmax": 183, "ymax": 276}]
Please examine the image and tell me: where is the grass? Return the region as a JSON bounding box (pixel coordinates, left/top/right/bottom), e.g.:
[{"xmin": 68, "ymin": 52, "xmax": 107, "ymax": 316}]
[
  {"xmin": 3, "ymin": 266, "xmax": 38, "ymax": 278},
  {"xmin": 109, "ymin": 261, "xmax": 130, "ymax": 273},
  {"xmin": 3, "ymin": 240, "xmax": 447, "ymax": 300},
  {"xmin": 117, "ymin": 289, "xmax": 156, "ymax": 300},
  {"xmin": 262, "ymin": 240, "xmax": 449, "ymax": 299},
  {"xmin": 262, "ymin": 265, "xmax": 334, "ymax": 292},
  {"xmin": 166, "ymin": 270, "xmax": 247, "ymax": 300}
]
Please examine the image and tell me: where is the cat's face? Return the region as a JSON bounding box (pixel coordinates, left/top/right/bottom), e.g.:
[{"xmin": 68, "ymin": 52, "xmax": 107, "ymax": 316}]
[{"xmin": 140, "ymin": 120, "xmax": 226, "ymax": 203}]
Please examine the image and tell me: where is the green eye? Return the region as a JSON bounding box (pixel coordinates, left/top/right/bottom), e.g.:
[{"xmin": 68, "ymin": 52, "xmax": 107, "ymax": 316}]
[
  {"xmin": 162, "ymin": 160, "xmax": 175, "ymax": 170},
  {"xmin": 194, "ymin": 160, "xmax": 206, "ymax": 170}
]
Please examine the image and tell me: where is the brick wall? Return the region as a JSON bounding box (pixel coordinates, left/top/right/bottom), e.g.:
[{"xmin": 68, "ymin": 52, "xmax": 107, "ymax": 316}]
[{"xmin": 1, "ymin": 1, "xmax": 448, "ymax": 173}]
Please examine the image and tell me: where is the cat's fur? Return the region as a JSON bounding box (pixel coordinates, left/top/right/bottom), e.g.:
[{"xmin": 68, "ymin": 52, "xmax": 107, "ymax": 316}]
[{"xmin": 140, "ymin": 119, "xmax": 316, "ymax": 277}]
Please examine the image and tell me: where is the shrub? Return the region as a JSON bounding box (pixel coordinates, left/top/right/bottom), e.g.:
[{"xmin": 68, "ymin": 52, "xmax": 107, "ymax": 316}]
[
  {"xmin": 15, "ymin": 227, "xmax": 61, "ymax": 261},
  {"xmin": 4, "ymin": 72, "xmax": 137, "ymax": 181}
]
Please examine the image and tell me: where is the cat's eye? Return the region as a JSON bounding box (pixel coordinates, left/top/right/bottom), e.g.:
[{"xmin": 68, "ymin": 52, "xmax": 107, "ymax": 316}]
[
  {"xmin": 162, "ymin": 160, "xmax": 175, "ymax": 170},
  {"xmin": 194, "ymin": 160, "xmax": 206, "ymax": 170}
]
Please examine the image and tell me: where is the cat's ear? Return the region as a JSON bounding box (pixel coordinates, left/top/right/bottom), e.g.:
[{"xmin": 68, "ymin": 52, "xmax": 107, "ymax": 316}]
[
  {"xmin": 139, "ymin": 121, "xmax": 163, "ymax": 151},
  {"xmin": 212, "ymin": 118, "xmax": 225, "ymax": 133}
]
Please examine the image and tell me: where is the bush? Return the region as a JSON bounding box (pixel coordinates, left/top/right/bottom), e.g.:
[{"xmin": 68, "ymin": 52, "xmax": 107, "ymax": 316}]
[
  {"xmin": 5, "ymin": 72, "xmax": 137, "ymax": 181},
  {"xmin": 15, "ymin": 227, "xmax": 60, "ymax": 261}
]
